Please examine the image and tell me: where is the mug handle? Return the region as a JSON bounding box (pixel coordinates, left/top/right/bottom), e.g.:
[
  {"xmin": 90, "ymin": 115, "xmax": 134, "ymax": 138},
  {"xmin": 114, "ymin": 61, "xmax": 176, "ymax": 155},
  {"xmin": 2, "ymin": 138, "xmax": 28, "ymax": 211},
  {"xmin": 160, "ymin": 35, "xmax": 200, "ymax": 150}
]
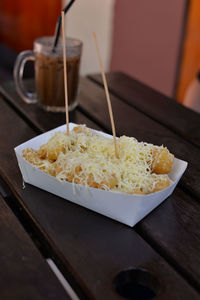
[{"xmin": 13, "ymin": 50, "xmax": 37, "ymax": 104}]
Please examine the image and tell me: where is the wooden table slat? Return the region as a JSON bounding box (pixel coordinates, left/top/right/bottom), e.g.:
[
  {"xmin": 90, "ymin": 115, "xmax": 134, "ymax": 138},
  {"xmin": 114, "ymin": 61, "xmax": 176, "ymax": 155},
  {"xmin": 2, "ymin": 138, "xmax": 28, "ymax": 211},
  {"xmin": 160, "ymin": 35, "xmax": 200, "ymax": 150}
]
[
  {"xmin": 0, "ymin": 81, "xmax": 102, "ymax": 134},
  {"xmin": 0, "ymin": 194, "xmax": 68, "ymax": 300},
  {"xmin": 20, "ymin": 184, "xmax": 200, "ymax": 300},
  {"xmin": 0, "ymin": 85, "xmax": 199, "ymax": 299},
  {"xmin": 137, "ymin": 187, "xmax": 200, "ymax": 290},
  {"xmin": 1, "ymin": 79, "xmax": 200, "ymax": 289},
  {"xmin": 88, "ymin": 72, "xmax": 200, "ymax": 148}
]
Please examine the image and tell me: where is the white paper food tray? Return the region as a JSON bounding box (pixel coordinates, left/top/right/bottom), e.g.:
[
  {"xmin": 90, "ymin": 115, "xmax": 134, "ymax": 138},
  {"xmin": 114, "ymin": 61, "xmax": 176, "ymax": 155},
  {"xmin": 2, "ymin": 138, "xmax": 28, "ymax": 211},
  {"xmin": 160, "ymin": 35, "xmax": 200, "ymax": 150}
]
[{"xmin": 14, "ymin": 123, "xmax": 188, "ymax": 227}]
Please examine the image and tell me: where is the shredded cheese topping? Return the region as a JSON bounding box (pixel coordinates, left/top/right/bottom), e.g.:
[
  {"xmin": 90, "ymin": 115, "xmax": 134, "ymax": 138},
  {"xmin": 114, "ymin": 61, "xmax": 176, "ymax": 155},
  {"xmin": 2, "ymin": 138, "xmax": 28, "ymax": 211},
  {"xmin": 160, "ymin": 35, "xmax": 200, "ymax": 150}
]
[{"xmin": 23, "ymin": 125, "xmax": 173, "ymax": 194}]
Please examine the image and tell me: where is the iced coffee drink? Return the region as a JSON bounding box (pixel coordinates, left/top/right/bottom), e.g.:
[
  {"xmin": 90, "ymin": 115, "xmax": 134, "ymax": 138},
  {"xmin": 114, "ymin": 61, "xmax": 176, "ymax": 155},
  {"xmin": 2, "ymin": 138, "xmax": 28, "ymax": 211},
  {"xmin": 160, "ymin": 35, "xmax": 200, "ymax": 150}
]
[
  {"xmin": 14, "ymin": 36, "xmax": 82, "ymax": 112},
  {"xmin": 35, "ymin": 52, "xmax": 80, "ymax": 111}
]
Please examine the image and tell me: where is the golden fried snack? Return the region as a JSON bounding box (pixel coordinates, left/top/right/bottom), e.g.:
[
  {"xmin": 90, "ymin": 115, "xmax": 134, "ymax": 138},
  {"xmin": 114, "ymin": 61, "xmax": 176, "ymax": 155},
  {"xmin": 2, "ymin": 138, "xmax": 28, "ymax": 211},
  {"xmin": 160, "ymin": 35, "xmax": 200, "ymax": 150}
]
[
  {"xmin": 37, "ymin": 126, "xmax": 94, "ymax": 162},
  {"xmin": 152, "ymin": 147, "xmax": 174, "ymax": 174},
  {"xmin": 151, "ymin": 176, "xmax": 171, "ymax": 193},
  {"xmin": 132, "ymin": 175, "xmax": 171, "ymax": 194},
  {"xmin": 55, "ymin": 161, "xmax": 117, "ymax": 190},
  {"xmin": 22, "ymin": 125, "xmax": 174, "ymax": 194},
  {"xmin": 86, "ymin": 173, "xmax": 117, "ymax": 190},
  {"xmin": 23, "ymin": 148, "xmax": 44, "ymax": 166},
  {"xmin": 23, "ymin": 148, "xmax": 55, "ymax": 176},
  {"xmin": 72, "ymin": 125, "xmax": 94, "ymax": 136},
  {"xmin": 38, "ymin": 137, "xmax": 65, "ymax": 162}
]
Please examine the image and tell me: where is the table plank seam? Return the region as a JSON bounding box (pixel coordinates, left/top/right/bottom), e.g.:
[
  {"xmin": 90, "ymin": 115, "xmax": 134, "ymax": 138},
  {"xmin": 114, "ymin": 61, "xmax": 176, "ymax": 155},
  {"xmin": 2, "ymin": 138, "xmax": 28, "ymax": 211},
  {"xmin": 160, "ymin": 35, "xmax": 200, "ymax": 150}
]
[
  {"xmin": 0, "ymin": 176, "xmax": 49, "ymax": 258},
  {"xmin": 0, "ymin": 180, "xmax": 72, "ymax": 299},
  {"xmin": 3, "ymin": 170, "xmax": 199, "ymax": 298},
  {"xmin": 0, "ymin": 87, "xmax": 43, "ymax": 134},
  {"xmin": 87, "ymin": 75, "xmax": 200, "ymax": 150},
  {"xmin": 135, "ymin": 225, "xmax": 200, "ymax": 294},
  {"xmin": 0, "ymin": 173, "xmax": 93, "ymax": 300},
  {"xmin": 2, "ymin": 165, "xmax": 199, "ymax": 297},
  {"xmin": 1, "ymin": 77, "xmax": 200, "ymax": 298},
  {"xmin": 178, "ymin": 181, "xmax": 200, "ymax": 203},
  {"xmin": 77, "ymin": 105, "xmax": 108, "ymax": 133}
]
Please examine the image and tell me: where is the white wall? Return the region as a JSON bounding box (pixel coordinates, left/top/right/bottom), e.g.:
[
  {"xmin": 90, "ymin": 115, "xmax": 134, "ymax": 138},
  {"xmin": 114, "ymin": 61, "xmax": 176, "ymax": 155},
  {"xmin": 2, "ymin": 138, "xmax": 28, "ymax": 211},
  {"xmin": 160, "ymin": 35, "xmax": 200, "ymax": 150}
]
[
  {"xmin": 62, "ymin": 0, "xmax": 114, "ymax": 75},
  {"xmin": 111, "ymin": 0, "xmax": 186, "ymax": 98}
]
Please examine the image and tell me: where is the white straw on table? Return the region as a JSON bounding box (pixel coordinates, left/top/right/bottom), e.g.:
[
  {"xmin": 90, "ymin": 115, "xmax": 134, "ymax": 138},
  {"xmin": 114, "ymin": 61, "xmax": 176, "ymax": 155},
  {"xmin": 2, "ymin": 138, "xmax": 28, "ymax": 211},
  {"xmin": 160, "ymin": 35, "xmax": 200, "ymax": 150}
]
[
  {"xmin": 61, "ymin": 10, "xmax": 69, "ymax": 136},
  {"xmin": 92, "ymin": 32, "xmax": 119, "ymax": 158}
]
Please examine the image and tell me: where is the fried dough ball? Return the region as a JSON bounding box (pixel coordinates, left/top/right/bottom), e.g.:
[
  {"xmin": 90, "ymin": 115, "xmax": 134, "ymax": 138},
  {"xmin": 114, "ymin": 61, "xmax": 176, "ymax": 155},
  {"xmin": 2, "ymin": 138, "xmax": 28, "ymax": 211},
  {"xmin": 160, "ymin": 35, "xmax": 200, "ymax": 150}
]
[
  {"xmin": 87, "ymin": 174, "xmax": 117, "ymax": 190},
  {"xmin": 72, "ymin": 125, "xmax": 94, "ymax": 136},
  {"xmin": 23, "ymin": 148, "xmax": 43, "ymax": 166},
  {"xmin": 38, "ymin": 145, "xmax": 47, "ymax": 159},
  {"xmin": 152, "ymin": 147, "xmax": 174, "ymax": 174},
  {"xmin": 132, "ymin": 176, "xmax": 171, "ymax": 194},
  {"xmin": 23, "ymin": 148, "xmax": 55, "ymax": 176},
  {"xmin": 70, "ymin": 172, "xmax": 117, "ymax": 190},
  {"xmin": 151, "ymin": 176, "xmax": 171, "ymax": 193},
  {"xmin": 38, "ymin": 144, "xmax": 60, "ymax": 162},
  {"xmin": 23, "ymin": 126, "xmax": 174, "ymax": 194},
  {"xmin": 38, "ymin": 134, "xmax": 66, "ymax": 162},
  {"xmin": 55, "ymin": 161, "xmax": 117, "ymax": 190},
  {"xmin": 38, "ymin": 126, "xmax": 92, "ymax": 162}
]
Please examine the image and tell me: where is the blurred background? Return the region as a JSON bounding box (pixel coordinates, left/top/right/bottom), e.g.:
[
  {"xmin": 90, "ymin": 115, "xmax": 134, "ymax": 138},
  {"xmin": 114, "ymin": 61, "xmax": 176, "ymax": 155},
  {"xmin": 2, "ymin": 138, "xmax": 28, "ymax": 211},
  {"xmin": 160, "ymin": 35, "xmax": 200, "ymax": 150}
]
[{"xmin": 0, "ymin": 0, "xmax": 199, "ymax": 109}]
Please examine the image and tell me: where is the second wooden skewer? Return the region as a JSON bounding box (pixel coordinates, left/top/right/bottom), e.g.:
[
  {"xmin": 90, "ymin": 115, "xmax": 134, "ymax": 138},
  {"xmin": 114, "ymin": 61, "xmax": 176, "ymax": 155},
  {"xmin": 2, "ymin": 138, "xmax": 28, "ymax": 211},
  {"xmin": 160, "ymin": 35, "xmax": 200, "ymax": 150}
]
[
  {"xmin": 61, "ymin": 10, "xmax": 69, "ymax": 136},
  {"xmin": 92, "ymin": 32, "xmax": 119, "ymax": 158}
]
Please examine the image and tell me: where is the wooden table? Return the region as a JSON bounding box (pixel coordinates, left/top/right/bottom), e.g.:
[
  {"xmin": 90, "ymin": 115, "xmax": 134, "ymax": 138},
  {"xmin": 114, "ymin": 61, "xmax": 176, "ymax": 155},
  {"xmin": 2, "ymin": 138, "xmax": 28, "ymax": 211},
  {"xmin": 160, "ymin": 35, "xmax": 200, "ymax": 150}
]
[{"xmin": 0, "ymin": 72, "xmax": 200, "ymax": 299}]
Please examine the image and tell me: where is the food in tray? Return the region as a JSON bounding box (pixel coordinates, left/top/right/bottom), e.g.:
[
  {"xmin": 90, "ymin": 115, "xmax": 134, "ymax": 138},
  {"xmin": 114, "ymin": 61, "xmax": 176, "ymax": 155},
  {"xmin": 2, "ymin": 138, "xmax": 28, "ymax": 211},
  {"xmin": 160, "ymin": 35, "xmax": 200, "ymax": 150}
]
[{"xmin": 22, "ymin": 125, "xmax": 174, "ymax": 194}]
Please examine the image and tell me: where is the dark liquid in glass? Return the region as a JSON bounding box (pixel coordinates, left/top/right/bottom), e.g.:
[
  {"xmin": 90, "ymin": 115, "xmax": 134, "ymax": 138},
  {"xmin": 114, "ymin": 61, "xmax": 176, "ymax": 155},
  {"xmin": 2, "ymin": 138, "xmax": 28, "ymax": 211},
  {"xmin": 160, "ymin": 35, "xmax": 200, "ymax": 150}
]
[{"xmin": 35, "ymin": 52, "xmax": 80, "ymax": 111}]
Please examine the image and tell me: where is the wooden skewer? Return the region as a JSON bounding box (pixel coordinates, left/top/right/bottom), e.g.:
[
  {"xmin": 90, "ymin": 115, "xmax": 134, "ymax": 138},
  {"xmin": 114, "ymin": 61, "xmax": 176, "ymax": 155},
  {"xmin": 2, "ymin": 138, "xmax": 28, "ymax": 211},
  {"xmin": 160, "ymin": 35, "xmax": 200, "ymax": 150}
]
[
  {"xmin": 92, "ymin": 32, "xmax": 119, "ymax": 158},
  {"xmin": 61, "ymin": 11, "xmax": 69, "ymax": 136}
]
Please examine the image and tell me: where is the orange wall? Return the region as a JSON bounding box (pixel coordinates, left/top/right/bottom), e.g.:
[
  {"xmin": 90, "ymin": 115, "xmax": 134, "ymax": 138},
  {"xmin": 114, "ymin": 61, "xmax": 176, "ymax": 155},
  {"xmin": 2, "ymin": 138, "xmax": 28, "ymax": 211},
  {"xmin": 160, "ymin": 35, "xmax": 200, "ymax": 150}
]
[
  {"xmin": 111, "ymin": 0, "xmax": 186, "ymax": 98},
  {"xmin": 0, "ymin": 0, "xmax": 61, "ymax": 52},
  {"xmin": 176, "ymin": 0, "xmax": 200, "ymax": 102}
]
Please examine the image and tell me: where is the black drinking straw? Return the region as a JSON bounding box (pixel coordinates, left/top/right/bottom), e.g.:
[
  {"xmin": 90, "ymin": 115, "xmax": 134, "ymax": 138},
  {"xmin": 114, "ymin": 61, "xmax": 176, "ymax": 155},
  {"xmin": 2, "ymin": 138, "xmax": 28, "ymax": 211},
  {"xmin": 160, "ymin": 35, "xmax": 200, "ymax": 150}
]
[{"xmin": 52, "ymin": 0, "xmax": 76, "ymax": 52}]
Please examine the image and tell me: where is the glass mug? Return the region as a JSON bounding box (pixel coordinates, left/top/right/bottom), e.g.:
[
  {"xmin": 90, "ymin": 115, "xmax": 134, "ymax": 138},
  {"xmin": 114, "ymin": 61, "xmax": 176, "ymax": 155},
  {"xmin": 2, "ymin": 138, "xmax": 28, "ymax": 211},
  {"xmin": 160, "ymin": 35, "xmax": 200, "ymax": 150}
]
[{"xmin": 14, "ymin": 36, "xmax": 82, "ymax": 112}]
